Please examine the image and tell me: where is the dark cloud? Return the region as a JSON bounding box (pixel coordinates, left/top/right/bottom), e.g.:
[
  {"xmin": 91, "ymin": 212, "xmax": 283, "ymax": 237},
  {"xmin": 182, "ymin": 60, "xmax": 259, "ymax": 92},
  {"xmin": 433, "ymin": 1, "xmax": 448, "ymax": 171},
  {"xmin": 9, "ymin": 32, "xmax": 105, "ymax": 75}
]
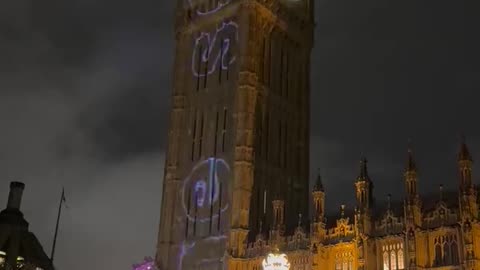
[{"xmin": 0, "ymin": 0, "xmax": 479, "ymax": 269}]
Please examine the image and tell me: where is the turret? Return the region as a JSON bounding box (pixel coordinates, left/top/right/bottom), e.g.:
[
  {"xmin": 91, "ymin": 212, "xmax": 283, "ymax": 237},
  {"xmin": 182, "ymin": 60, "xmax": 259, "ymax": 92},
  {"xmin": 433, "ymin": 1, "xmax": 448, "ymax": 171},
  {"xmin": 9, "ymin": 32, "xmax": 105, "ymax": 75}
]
[
  {"xmin": 354, "ymin": 157, "xmax": 374, "ymax": 235},
  {"xmin": 355, "ymin": 157, "xmax": 373, "ymax": 212},
  {"xmin": 311, "ymin": 171, "xmax": 326, "ymax": 242},
  {"xmin": 404, "ymin": 143, "xmax": 418, "ymax": 200},
  {"xmin": 404, "ymin": 142, "xmax": 422, "ymax": 228},
  {"xmin": 270, "ymin": 194, "xmax": 285, "ymax": 243},
  {"xmin": 312, "ymin": 170, "xmax": 325, "ymax": 222},
  {"xmin": 458, "ymin": 135, "xmax": 473, "ymax": 193},
  {"xmin": 457, "ymin": 135, "xmax": 478, "ymax": 221}
]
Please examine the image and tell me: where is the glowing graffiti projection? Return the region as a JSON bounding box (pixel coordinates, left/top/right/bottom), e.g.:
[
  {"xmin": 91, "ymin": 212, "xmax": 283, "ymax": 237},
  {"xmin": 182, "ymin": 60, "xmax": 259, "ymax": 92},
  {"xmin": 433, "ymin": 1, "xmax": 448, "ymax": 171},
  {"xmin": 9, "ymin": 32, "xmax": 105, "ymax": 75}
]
[
  {"xmin": 187, "ymin": 0, "xmax": 232, "ymax": 16},
  {"xmin": 178, "ymin": 157, "xmax": 231, "ymax": 270},
  {"xmin": 262, "ymin": 252, "xmax": 291, "ymax": 270},
  {"xmin": 178, "ymin": 235, "xmax": 228, "ymax": 270},
  {"xmin": 182, "ymin": 157, "xmax": 230, "ymax": 222},
  {"xmin": 132, "ymin": 257, "xmax": 157, "ymax": 270},
  {"xmin": 191, "ymin": 21, "xmax": 238, "ymax": 78}
]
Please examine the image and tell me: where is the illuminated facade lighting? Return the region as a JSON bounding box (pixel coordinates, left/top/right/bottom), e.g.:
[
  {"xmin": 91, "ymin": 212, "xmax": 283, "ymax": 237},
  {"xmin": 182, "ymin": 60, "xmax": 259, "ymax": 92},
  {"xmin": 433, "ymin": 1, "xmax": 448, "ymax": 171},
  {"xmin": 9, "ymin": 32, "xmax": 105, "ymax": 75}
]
[{"xmin": 262, "ymin": 250, "xmax": 291, "ymax": 270}]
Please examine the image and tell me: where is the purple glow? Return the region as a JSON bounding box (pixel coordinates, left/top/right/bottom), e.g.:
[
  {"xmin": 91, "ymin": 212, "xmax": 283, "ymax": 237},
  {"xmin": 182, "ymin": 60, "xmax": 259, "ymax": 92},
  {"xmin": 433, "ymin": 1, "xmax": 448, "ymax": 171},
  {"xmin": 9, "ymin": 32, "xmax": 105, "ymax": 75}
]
[
  {"xmin": 177, "ymin": 235, "xmax": 228, "ymax": 270},
  {"xmin": 182, "ymin": 158, "xmax": 230, "ymax": 223},
  {"xmin": 187, "ymin": 0, "xmax": 232, "ymax": 16},
  {"xmin": 132, "ymin": 257, "xmax": 157, "ymax": 270},
  {"xmin": 191, "ymin": 21, "xmax": 238, "ymax": 78},
  {"xmin": 195, "ymin": 180, "xmax": 207, "ymax": 207}
]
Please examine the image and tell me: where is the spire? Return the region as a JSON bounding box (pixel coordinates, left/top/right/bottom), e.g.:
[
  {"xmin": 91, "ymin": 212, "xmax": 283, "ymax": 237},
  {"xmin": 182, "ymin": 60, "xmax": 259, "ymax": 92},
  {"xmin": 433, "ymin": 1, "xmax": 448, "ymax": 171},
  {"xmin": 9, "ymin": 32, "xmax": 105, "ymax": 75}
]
[
  {"xmin": 439, "ymin": 184, "xmax": 444, "ymax": 201},
  {"xmin": 356, "ymin": 157, "xmax": 370, "ymax": 182},
  {"xmin": 313, "ymin": 169, "xmax": 324, "ymax": 192},
  {"xmin": 340, "ymin": 204, "xmax": 345, "ymax": 217},
  {"xmin": 458, "ymin": 134, "xmax": 473, "ymax": 162},
  {"xmin": 406, "ymin": 140, "xmax": 417, "ymax": 172}
]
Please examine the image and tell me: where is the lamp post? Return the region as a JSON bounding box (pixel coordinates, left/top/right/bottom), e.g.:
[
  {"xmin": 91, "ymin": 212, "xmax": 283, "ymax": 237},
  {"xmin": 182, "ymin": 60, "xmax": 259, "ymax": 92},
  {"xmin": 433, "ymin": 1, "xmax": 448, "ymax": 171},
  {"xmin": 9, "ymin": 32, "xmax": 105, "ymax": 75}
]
[{"xmin": 262, "ymin": 247, "xmax": 291, "ymax": 270}]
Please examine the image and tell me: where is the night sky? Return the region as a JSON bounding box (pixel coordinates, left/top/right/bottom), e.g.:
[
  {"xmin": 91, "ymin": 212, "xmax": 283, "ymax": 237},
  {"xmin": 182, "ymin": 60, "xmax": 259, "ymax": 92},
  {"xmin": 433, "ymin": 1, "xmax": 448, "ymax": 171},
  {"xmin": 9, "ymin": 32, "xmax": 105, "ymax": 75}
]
[{"xmin": 0, "ymin": 0, "xmax": 479, "ymax": 269}]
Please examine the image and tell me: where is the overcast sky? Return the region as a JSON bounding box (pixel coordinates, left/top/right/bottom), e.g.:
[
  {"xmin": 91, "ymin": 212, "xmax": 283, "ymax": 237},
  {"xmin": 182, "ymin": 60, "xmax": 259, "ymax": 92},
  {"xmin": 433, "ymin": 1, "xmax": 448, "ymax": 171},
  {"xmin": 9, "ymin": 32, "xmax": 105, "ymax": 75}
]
[{"xmin": 0, "ymin": 0, "xmax": 479, "ymax": 269}]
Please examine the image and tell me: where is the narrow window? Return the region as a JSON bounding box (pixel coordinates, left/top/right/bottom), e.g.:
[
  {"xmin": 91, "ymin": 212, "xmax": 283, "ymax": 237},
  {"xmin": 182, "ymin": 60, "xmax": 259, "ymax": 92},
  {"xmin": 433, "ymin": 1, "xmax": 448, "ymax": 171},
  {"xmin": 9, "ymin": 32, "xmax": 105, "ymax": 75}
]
[
  {"xmin": 191, "ymin": 110, "xmax": 197, "ymax": 161},
  {"xmin": 203, "ymin": 47, "xmax": 209, "ymax": 89},
  {"xmin": 285, "ymin": 50, "xmax": 289, "ymax": 98},
  {"xmin": 265, "ymin": 112, "xmax": 270, "ymax": 161},
  {"xmin": 390, "ymin": 249, "xmax": 397, "ymax": 270},
  {"xmin": 218, "ymin": 39, "xmax": 224, "ymax": 84},
  {"xmin": 283, "ymin": 121, "xmax": 288, "ymax": 168},
  {"xmin": 198, "ymin": 112, "xmax": 204, "ymax": 158},
  {"xmin": 267, "ymin": 37, "xmax": 272, "ymax": 86},
  {"xmin": 260, "ymin": 38, "xmax": 266, "ymax": 83},
  {"xmin": 278, "ymin": 120, "xmax": 282, "ymax": 166},
  {"xmin": 196, "ymin": 45, "xmax": 202, "ymax": 92},
  {"xmin": 383, "ymin": 250, "xmax": 390, "ymax": 270},
  {"xmin": 397, "ymin": 249, "xmax": 404, "ymax": 269},
  {"xmin": 226, "ymin": 49, "xmax": 230, "ymax": 80},
  {"xmin": 222, "ymin": 108, "xmax": 227, "ymax": 152},
  {"xmin": 279, "ymin": 45, "xmax": 284, "ymax": 96},
  {"xmin": 213, "ymin": 110, "xmax": 219, "ymax": 154}
]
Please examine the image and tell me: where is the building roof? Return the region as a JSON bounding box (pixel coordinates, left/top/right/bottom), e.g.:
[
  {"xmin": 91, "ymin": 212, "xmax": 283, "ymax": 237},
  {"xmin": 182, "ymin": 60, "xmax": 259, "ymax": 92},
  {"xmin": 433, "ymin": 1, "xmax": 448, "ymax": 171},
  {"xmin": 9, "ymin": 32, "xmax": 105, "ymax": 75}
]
[{"xmin": 0, "ymin": 182, "xmax": 53, "ymax": 270}]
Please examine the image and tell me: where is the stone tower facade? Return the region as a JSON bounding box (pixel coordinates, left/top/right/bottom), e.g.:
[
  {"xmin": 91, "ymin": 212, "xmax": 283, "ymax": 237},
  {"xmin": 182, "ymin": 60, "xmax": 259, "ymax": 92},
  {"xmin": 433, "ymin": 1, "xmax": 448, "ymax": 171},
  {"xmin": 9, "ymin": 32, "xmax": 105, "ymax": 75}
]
[{"xmin": 155, "ymin": 0, "xmax": 314, "ymax": 269}]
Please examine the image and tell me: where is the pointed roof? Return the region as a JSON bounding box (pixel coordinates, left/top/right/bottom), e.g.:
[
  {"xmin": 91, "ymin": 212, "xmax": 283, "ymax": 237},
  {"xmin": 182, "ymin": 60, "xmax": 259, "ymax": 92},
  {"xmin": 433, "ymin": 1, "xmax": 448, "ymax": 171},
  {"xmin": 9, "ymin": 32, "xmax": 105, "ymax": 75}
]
[
  {"xmin": 458, "ymin": 134, "xmax": 473, "ymax": 162},
  {"xmin": 313, "ymin": 169, "xmax": 324, "ymax": 192},
  {"xmin": 356, "ymin": 157, "xmax": 370, "ymax": 182},
  {"xmin": 406, "ymin": 141, "xmax": 417, "ymax": 172}
]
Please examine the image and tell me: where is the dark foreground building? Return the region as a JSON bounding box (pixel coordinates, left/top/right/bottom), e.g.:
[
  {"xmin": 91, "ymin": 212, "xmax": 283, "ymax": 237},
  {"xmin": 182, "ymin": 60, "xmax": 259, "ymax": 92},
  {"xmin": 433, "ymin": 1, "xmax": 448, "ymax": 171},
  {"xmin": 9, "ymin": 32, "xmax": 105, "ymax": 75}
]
[{"xmin": 0, "ymin": 182, "xmax": 53, "ymax": 270}]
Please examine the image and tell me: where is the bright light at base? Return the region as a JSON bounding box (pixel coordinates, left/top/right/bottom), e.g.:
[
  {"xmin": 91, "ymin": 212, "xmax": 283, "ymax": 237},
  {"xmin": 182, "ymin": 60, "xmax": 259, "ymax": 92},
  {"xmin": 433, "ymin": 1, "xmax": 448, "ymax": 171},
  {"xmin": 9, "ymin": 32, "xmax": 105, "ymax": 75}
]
[{"xmin": 262, "ymin": 252, "xmax": 291, "ymax": 270}]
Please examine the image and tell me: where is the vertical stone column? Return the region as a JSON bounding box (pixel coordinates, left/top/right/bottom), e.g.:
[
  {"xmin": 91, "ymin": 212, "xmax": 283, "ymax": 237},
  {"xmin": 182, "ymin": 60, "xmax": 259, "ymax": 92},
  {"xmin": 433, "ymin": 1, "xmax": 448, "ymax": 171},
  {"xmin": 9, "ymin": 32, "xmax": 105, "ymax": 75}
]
[{"xmin": 156, "ymin": 30, "xmax": 188, "ymax": 270}]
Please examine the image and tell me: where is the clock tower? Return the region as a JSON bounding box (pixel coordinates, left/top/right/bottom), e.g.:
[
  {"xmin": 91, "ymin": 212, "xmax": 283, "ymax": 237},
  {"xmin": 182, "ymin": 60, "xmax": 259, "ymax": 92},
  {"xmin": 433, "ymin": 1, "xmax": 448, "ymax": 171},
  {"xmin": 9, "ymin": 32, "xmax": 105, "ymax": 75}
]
[{"xmin": 156, "ymin": 0, "xmax": 314, "ymax": 269}]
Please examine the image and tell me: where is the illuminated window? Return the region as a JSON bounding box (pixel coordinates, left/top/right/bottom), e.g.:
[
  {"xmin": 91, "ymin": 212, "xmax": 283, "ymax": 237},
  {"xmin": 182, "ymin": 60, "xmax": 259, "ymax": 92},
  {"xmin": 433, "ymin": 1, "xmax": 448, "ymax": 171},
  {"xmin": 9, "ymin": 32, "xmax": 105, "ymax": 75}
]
[
  {"xmin": 335, "ymin": 251, "xmax": 353, "ymax": 270},
  {"xmin": 434, "ymin": 234, "xmax": 459, "ymax": 266},
  {"xmin": 191, "ymin": 110, "xmax": 198, "ymax": 161},
  {"xmin": 382, "ymin": 242, "xmax": 404, "ymax": 270}
]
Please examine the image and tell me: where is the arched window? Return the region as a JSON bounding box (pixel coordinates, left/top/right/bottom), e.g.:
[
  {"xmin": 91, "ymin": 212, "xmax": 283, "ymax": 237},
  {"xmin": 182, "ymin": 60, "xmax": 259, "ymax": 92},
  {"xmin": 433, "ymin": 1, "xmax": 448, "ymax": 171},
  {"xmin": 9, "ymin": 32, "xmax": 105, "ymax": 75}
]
[
  {"xmin": 383, "ymin": 250, "xmax": 390, "ymax": 270},
  {"xmin": 397, "ymin": 248, "xmax": 404, "ymax": 269},
  {"xmin": 382, "ymin": 242, "xmax": 404, "ymax": 270},
  {"xmin": 450, "ymin": 240, "xmax": 459, "ymax": 264},
  {"xmin": 434, "ymin": 243, "xmax": 443, "ymax": 266},
  {"xmin": 335, "ymin": 251, "xmax": 353, "ymax": 270},
  {"xmin": 444, "ymin": 243, "xmax": 452, "ymax": 265},
  {"xmin": 390, "ymin": 251, "xmax": 397, "ymax": 270}
]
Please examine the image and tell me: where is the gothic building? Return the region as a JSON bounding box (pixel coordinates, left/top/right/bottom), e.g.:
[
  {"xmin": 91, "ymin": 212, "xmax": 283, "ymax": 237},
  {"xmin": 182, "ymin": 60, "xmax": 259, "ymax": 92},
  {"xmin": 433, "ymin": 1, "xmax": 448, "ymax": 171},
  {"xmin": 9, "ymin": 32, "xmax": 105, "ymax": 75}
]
[
  {"xmin": 155, "ymin": 0, "xmax": 480, "ymax": 269},
  {"xmin": 156, "ymin": 0, "xmax": 313, "ymax": 269},
  {"xmin": 242, "ymin": 140, "xmax": 479, "ymax": 270},
  {"xmin": 0, "ymin": 182, "xmax": 53, "ymax": 270}
]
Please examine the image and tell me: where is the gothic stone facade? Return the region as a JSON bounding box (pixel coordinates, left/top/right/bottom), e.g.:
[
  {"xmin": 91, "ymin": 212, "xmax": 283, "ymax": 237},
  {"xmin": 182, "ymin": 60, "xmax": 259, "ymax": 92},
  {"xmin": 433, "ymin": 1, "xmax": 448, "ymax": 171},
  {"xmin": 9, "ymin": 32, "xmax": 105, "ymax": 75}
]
[
  {"xmin": 156, "ymin": 0, "xmax": 314, "ymax": 269},
  {"xmin": 242, "ymin": 142, "xmax": 480, "ymax": 270}
]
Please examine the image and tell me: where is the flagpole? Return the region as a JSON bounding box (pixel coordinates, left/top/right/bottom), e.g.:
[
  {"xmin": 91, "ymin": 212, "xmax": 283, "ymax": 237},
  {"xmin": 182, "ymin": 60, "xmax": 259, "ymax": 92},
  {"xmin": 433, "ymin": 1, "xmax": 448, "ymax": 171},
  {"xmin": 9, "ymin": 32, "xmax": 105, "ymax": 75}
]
[{"xmin": 51, "ymin": 188, "xmax": 64, "ymax": 263}]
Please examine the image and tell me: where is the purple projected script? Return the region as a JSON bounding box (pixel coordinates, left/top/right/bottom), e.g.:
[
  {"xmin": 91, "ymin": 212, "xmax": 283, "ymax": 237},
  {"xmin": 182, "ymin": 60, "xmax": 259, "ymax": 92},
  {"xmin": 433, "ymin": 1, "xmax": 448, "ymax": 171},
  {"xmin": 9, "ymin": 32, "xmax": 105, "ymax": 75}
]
[
  {"xmin": 191, "ymin": 21, "xmax": 238, "ymax": 78},
  {"xmin": 188, "ymin": 0, "xmax": 232, "ymax": 16},
  {"xmin": 132, "ymin": 257, "xmax": 157, "ymax": 270},
  {"xmin": 178, "ymin": 157, "xmax": 231, "ymax": 270},
  {"xmin": 178, "ymin": 235, "xmax": 228, "ymax": 270},
  {"xmin": 182, "ymin": 157, "xmax": 230, "ymax": 222}
]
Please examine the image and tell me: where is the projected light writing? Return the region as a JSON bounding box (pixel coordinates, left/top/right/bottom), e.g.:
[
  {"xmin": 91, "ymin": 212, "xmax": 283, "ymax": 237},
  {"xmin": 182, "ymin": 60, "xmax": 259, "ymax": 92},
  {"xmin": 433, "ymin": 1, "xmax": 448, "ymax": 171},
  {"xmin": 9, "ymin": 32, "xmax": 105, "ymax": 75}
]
[
  {"xmin": 178, "ymin": 235, "xmax": 228, "ymax": 270},
  {"xmin": 182, "ymin": 157, "xmax": 230, "ymax": 222},
  {"xmin": 188, "ymin": 0, "xmax": 232, "ymax": 16},
  {"xmin": 192, "ymin": 21, "xmax": 238, "ymax": 78},
  {"xmin": 178, "ymin": 157, "xmax": 231, "ymax": 270},
  {"xmin": 132, "ymin": 257, "xmax": 157, "ymax": 270}
]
